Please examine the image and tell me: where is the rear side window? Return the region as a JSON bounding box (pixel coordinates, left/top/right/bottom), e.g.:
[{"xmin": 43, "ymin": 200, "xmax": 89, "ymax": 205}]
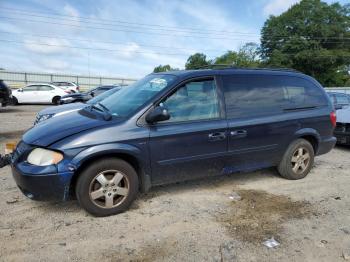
[
  {"xmin": 38, "ymin": 85, "xmax": 54, "ymax": 91},
  {"xmin": 222, "ymin": 74, "xmax": 328, "ymax": 119}
]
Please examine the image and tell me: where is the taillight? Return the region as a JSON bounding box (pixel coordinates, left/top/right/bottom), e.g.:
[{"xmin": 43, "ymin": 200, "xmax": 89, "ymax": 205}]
[
  {"xmin": 76, "ymin": 86, "xmax": 80, "ymax": 91},
  {"xmin": 330, "ymin": 111, "xmax": 336, "ymax": 127}
]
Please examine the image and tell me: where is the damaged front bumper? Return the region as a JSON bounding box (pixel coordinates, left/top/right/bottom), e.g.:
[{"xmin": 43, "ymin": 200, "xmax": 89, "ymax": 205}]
[
  {"xmin": 6, "ymin": 141, "xmax": 75, "ymax": 201},
  {"xmin": 11, "ymin": 163, "xmax": 74, "ymax": 201}
]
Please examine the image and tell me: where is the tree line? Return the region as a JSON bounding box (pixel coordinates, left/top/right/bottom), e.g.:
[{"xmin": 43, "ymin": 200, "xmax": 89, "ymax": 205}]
[{"xmin": 153, "ymin": 0, "xmax": 350, "ymax": 87}]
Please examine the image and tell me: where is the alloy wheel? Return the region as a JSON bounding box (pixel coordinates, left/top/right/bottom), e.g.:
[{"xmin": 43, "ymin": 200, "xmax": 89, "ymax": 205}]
[
  {"xmin": 89, "ymin": 170, "xmax": 129, "ymax": 209},
  {"xmin": 291, "ymin": 147, "xmax": 311, "ymax": 175}
]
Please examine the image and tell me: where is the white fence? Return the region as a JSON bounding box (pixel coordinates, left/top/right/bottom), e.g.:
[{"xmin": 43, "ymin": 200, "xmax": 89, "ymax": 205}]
[
  {"xmin": 0, "ymin": 70, "xmax": 137, "ymax": 91},
  {"xmin": 325, "ymin": 87, "xmax": 350, "ymax": 94}
]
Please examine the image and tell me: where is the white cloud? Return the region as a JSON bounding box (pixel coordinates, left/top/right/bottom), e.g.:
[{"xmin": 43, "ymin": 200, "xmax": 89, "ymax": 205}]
[
  {"xmin": 40, "ymin": 58, "xmax": 70, "ymax": 71},
  {"xmin": 63, "ymin": 4, "xmax": 80, "ymax": 28},
  {"xmin": 24, "ymin": 38, "xmax": 71, "ymax": 54},
  {"xmin": 263, "ymin": 0, "xmax": 300, "ymax": 16}
]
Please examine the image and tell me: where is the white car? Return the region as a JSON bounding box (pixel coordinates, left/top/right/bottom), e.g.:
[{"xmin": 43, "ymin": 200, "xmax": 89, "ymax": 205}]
[
  {"xmin": 12, "ymin": 83, "xmax": 69, "ymax": 105},
  {"xmin": 50, "ymin": 82, "xmax": 80, "ymax": 93}
]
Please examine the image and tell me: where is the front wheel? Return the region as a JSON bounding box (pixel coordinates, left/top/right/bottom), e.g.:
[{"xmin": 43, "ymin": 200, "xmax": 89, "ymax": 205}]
[
  {"xmin": 278, "ymin": 139, "xmax": 314, "ymax": 180},
  {"xmin": 76, "ymin": 158, "xmax": 139, "ymax": 217}
]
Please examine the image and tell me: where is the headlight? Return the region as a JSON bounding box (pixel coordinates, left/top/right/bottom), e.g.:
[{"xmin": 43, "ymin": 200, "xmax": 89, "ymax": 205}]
[{"xmin": 27, "ymin": 148, "xmax": 63, "ymax": 166}]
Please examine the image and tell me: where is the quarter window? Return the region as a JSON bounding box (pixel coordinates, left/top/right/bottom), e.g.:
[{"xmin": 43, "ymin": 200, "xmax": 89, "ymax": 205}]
[{"xmin": 161, "ymin": 79, "xmax": 220, "ymax": 123}]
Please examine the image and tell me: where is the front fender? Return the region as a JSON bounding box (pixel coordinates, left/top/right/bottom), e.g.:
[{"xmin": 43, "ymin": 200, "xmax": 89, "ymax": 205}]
[{"xmin": 69, "ymin": 143, "xmax": 152, "ymax": 192}]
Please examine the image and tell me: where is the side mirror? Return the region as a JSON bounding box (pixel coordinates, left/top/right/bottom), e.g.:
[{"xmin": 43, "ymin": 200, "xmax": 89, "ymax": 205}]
[
  {"xmin": 90, "ymin": 91, "xmax": 95, "ymax": 97},
  {"xmin": 18, "ymin": 88, "xmax": 23, "ymax": 92},
  {"xmin": 146, "ymin": 106, "xmax": 170, "ymax": 123}
]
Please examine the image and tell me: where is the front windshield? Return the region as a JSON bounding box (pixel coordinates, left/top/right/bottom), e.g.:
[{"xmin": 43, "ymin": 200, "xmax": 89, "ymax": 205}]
[
  {"xmin": 98, "ymin": 74, "xmax": 177, "ymax": 117},
  {"xmin": 87, "ymin": 87, "xmax": 121, "ymax": 105}
]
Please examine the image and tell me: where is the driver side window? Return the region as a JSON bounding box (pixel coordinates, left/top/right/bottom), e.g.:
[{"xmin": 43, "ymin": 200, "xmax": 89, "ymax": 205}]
[
  {"xmin": 161, "ymin": 78, "xmax": 220, "ymax": 123},
  {"xmin": 23, "ymin": 85, "xmax": 38, "ymax": 92}
]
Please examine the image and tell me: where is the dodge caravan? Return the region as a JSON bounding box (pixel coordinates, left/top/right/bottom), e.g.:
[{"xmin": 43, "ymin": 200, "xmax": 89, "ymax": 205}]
[{"xmin": 9, "ymin": 68, "xmax": 336, "ymax": 216}]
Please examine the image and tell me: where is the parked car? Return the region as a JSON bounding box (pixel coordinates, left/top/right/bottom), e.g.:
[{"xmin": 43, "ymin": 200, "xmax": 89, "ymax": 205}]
[
  {"xmin": 12, "ymin": 83, "xmax": 69, "ymax": 105},
  {"xmin": 34, "ymin": 87, "xmax": 122, "ymax": 125},
  {"xmin": 50, "ymin": 82, "xmax": 80, "ymax": 93},
  {"xmin": 333, "ymin": 105, "xmax": 350, "ymax": 145},
  {"xmin": 60, "ymin": 85, "xmax": 119, "ymax": 104},
  {"xmin": 0, "ymin": 80, "xmax": 11, "ymax": 107},
  {"xmin": 326, "ymin": 91, "xmax": 350, "ymax": 145},
  {"xmin": 327, "ymin": 91, "xmax": 350, "ymax": 110},
  {"xmin": 9, "ymin": 68, "xmax": 336, "ymax": 216}
]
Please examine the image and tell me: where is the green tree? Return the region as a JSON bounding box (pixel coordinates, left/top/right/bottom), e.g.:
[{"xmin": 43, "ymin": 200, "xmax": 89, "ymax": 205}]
[
  {"xmin": 153, "ymin": 64, "xmax": 176, "ymax": 73},
  {"xmin": 260, "ymin": 0, "xmax": 350, "ymax": 86},
  {"xmin": 185, "ymin": 53, "xmax": 209, "ymax": 69},
  {"xmin": 214, "ymin": 42, "xmax": 261, "ymax": 67}
]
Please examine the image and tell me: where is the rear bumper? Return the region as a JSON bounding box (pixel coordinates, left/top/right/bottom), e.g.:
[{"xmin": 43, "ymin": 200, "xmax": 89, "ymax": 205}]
[
  {"xmin": 11, "ymin": 165, "xmax": 74, "ymax": 201},
  {"xmin": 317, "ymin": 136, "xmax": 337, "ymax": 155}
]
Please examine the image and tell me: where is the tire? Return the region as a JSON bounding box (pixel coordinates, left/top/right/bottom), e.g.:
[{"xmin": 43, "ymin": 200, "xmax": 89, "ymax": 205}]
[
  {"xmin": 12, "ymin": 96, "xmax": 18, "ymax": 105},
  {"xmin": 52, "ymin": 96, "xmax": 61, "ymax": 105},
  {"xmin": 76, "ymin": 158, "xmax": 139, "ymax": 217},
  {"xmin": 278, "ymin": 139, "xmax": 314, "ymax": 180}
]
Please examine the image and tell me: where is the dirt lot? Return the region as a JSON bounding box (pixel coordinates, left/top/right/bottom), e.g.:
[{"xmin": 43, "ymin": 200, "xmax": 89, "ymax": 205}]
[{"xmin": 0, "ymin": 105, "xmax": 350, "ymax": 262}]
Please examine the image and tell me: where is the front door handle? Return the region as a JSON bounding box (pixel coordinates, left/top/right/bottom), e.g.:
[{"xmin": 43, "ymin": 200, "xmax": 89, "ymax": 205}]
[
  {"xmin": 230, "ymin": 130, "xmax": 247, "ymax": 138},
  {"xmin": 208, "ymin": 132, "xmax": 226, "ymax": 141}
]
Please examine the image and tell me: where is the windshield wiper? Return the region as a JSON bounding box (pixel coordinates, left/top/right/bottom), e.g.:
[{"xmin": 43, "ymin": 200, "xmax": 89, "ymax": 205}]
[
  {"xmin": 98, "ymin": 102, "xmax": 110, "ymax": 113},
  {"xmin": 90, "ymin": 103, "xmax": 112, "ymax": 120}
]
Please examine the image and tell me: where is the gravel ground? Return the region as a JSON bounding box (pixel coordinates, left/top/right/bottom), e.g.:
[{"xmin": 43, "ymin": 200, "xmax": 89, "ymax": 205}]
[{"xmin": 0, "ymin": 105, "xmax": 350, "ymax": 262}]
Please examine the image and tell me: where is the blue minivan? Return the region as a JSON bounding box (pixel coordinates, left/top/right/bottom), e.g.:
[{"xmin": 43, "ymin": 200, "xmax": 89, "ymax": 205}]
[{"xmin": 10, "ymin": 68, "xmax": 336, "ymax": 216}]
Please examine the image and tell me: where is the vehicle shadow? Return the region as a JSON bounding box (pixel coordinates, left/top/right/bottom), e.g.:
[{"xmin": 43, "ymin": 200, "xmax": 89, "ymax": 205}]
[
  {"xmin": 0, "ymin": 107, "xmax": 22, "ymax": 113},
  {"xmin": 335, "ymin": 144, "xmax": 350, "ymax": 151},
  {"xmin": 35, "ymin": 168, "xmax": 281, "ymax": 216},
  {"xmin": 144, "ymin": 167, "xmax": 280, "ymax": 199}
]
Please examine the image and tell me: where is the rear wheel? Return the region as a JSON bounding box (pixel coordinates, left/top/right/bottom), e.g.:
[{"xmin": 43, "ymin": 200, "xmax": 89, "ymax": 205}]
[
  {"xmin": 278, "ymin": 139, "xmax": 314, "ymax": 180},
  {"xmin": 76, "ymin": 158, "xmax": 139, "ymax": 217},
  {"xmin": 52, "ymin": 96, "xmax": 61, "ymax": 105}
]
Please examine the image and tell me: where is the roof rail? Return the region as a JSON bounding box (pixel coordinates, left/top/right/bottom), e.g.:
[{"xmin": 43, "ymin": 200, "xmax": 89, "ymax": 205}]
[
  {"xmin": 193, "ymin": 64, "xmax": 301, "ymax": 73},
  {"xmin": 194, "ymin": 64, "xmax": 238, "ymax": 70}
]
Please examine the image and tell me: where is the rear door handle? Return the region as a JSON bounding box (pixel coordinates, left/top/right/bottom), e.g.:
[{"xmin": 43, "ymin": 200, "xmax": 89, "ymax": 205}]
[
  {"xmin": 230, "ymin": 130, "xmax": 247, "ymax": 137},
  {"xmin": 208, "ymin": 132, "xmax": 226, "ymax": 141}
]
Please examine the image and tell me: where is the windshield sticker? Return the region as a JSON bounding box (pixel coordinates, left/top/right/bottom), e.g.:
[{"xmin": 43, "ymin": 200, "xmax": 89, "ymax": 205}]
[{"xmin": 149, "ymin": 78, "xmax": 168, "ymax": 90}]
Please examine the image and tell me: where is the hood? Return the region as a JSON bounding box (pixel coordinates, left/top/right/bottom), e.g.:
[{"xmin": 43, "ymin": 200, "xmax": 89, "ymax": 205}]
[
  {"xmin": 38, "ymin": 103, "xmax": 86, "ymax": 116},
  {"xmin": 337, "ymin": 106, "xmax": 350, "ymax": 124},
  {"xmin": 23, "ymin": 109, "xmax": 117, "ymax": 146}
]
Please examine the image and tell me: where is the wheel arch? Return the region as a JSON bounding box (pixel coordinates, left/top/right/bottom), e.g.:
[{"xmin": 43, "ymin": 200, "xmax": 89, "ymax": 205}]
[
  {"xmin": 70, "ymin": 147, "xmax": 151, "ymax": 196},
  {"xmin": 52, "ymin": 96, "xmax": 61, "ymax": 104},
  {"xmin": 294, "ymin": 128, "xmax": 321, "ymax": 154}
]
